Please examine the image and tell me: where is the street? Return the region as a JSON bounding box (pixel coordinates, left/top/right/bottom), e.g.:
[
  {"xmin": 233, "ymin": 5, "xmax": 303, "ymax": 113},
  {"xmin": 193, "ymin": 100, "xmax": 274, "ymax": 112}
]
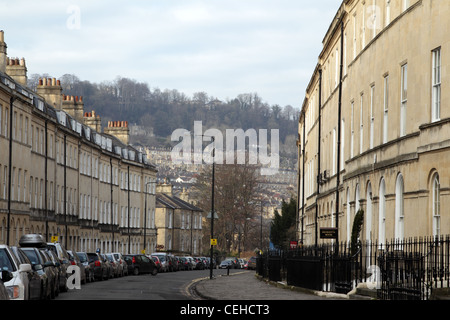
[{"xmin": 55, "ymin": 268, "xmax": 241, "ymax": 300}]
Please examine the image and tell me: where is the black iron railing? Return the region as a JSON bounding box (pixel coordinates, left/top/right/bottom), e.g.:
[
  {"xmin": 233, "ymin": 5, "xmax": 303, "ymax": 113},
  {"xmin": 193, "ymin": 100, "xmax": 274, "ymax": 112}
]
[{"xmin": 256, "ymin": 236, "xmax": 450, "ymax": 300}]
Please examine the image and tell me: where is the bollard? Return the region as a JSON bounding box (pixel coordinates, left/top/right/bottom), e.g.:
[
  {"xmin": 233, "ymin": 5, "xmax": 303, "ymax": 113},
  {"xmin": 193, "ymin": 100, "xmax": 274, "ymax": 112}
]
[{"xmin": 227, "ymin": 265, "xmax": 230, "ymax": 276}]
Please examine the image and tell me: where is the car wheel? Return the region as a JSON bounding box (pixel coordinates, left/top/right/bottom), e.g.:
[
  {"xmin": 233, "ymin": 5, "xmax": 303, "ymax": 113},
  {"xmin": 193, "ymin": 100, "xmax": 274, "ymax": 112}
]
[
  {"xmin": 151, "ymin": 268, "xmax": 157, "ymax": 276},
  {"xmin": 133, "ymin": 267, "xmax": 139, "ymax": 275}
]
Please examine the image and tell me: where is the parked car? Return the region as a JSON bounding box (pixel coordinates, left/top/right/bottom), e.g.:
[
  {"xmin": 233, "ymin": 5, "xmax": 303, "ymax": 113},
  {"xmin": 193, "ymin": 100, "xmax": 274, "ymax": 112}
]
[
  {"xmin": 207, "ymin": 257, "xmax": 217, "ymax": 269},
  {"xmin": 151, "ymin": 253, "xmax": 169, "ymax": 272},
  {"xmin": 18, "ymin": 234, "xmax": 69, "ymax": 293},
  {"xmin": 247, "ymin": 256, "xmax": 257, "ymax": 270},
  {"xmin": 169, "ymin": 255, "xmax": 179, "ymax": 271},
  {"xmin": 219, "ymin": 259, "xmax": 233, "ymax": 269},
  {"xmin": 39, "ymin": 249, "xmax": 61, "ymax": 298},
  {"xmin": 0, "ymin": 244, "xmax": 33, "ymax": 300},
  {"xmin": 179, "ymin": 257, "xmax": 191, "ymax": 271},
  {"xmin": 200, "ymin": 257, "xmax": 209, "ymax": 269},
  {"xmin": 112, "ymin": 252, "xmax": 128, "ymax": 276},
  {"xmin": 100, "ymin": 254, "xmax": 113, "ymax": 279},
  {"xmin": 67, "ymin": 250, "xmax": 87, "ymax": 284},
  {"xmin": 185, "ymin": 256, "xmax": 197, "ymax": 270},
  {"xmin": 10, "ymin": 246, "xmax": 43, "ymax": 300},
  {"xmin": 105, "ymin": 253, "xmax": 120, "ymax": 278},
  {"xmin": 20, "ymin": 246, "xmax": 55, "ymax": 299},
  {"xmin": 226, "ymin": 257, "xmax": 240, "ymax": 269},
  {"xmin": 46, "ymin": 241, "xmax": 70, "ymax": 292},
  {"xmin": 76, "ymin": 252, "xmax": 95, "ymax": 282},
  {"xmin": 124, "ymin": 254, "xmax": 157, "ymax": 275},
  {"xmin": 0, "ymin": 270, "xmax": 12, "ymax": 300},
  {"xmin": 151, "ymin": 255, "xmax": 162, "ymax": 272},
  {"xmin": 238, "ymin": 259, "xmax": 245, "ymax": 269},
  {"xmin": 194, "ymin": 257, "xmax": 205, "ymax": 270},
  {"xmin": 87, "ymin": 252, "xmax": 109, "ymax": 281},
  {"xmin": 167, "ymin": 255, "xmax": 177, "ymax": 272}
]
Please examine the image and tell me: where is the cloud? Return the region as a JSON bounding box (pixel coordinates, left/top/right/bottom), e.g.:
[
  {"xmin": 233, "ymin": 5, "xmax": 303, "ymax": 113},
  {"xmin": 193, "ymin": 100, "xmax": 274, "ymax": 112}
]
[{"xmin": 0, "ymin": 0, "xmax": 341, "ymax": 107}]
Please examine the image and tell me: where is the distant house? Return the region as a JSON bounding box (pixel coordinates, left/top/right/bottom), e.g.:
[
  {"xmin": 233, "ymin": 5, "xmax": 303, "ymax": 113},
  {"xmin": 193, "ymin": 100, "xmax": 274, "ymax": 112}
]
[{"xmin": 155, "ymin": 183, "xmax": 203, "ymax": 255}]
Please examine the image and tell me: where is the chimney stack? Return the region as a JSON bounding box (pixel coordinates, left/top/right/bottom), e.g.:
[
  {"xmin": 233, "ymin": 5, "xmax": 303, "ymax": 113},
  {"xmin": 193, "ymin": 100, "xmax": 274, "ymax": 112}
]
[
  {"xmin": 104, "ymin": 120, "xmax": 130, "ymax": 145},
  {"xmin": 36, "ymin": 77, "xmax": 63, "ymax": 109},
  {"xmin": 62, "ymin": 94, "xmax": 84, "ymax": 122},
  {"xmin": 83, "ymin": 110, "xmax": 102, "ymax": 132},
  {"xmin": 0, "ymin": 30, "xmax": 7, "ymax": 73},
  {"xmin": 6, "ymin": 57, "xmax": 28, "ymax": 86}
]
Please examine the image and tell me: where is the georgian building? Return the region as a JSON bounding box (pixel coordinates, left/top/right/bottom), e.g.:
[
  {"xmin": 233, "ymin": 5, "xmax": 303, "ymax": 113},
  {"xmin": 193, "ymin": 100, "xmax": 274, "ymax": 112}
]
[
  {"xmin": 0, "ymin": 30, "xmax": 159, "ymax": 254},
  {"xmin": 155, "ymin": 184, "xmax": 203, "ymax": 255},
  {"xmin": 298, "ymin": 0, "xmax": 449, "ymax": 245}
]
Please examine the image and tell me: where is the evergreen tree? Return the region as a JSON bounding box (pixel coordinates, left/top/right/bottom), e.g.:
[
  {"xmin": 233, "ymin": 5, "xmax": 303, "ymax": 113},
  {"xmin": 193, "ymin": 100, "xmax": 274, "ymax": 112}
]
[{"xmin": 270, "ymin": 198, "xmax": 297, "ymax": 249}]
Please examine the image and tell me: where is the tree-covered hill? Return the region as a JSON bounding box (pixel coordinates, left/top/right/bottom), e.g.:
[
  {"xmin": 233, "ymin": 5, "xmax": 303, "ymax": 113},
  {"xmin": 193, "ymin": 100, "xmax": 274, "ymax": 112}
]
[{"xmin": 28, "ymin": 74, "xmax": 300, "ymax": 162}]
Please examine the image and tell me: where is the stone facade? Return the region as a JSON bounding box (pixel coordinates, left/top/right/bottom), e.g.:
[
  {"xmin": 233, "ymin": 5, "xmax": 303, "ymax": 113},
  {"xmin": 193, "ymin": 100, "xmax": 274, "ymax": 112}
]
[
  {"xmin": 298, "ymin": 0, "xmax": 449, "ymax": 246},
  {"xmin": 0, "ymin": 30, "xmax": 159, "ymax": 254},
  {"xmin": 155, "ymin": 184, "xmax": 203, "ymax": 255}
]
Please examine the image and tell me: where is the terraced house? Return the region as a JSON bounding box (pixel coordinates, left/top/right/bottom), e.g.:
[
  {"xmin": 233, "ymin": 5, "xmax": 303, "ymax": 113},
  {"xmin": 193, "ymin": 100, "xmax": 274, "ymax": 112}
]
[
  {"xmin": 298, "ymin": 0, "xmax": 449, "ymax": 246},
  {"xmin": 0, "ymin": 30, "xmax": 159, "ymax": 254}
]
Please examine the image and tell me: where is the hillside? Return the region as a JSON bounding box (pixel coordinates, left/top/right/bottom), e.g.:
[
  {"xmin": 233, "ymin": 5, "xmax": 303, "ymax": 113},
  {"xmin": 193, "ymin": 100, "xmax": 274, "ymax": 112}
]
[{"xmin": 28, "ymin": 73, "xmax": 299, "ymax": 167}]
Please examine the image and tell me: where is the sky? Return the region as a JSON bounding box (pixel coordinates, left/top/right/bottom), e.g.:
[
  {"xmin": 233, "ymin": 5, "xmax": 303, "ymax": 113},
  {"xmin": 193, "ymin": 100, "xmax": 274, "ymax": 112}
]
[{"xmin": 0, "ymin": 0, "xmax": 341, "ymax": 109}]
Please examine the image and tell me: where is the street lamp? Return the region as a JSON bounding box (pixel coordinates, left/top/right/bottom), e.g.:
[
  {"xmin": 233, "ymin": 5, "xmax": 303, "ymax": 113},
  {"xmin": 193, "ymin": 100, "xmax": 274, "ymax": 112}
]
[
  {"xmin": 207, "ymin": 210, "xmax": 218, "ymax": 278},
  {"xmin": 199, "ymin": 134, "xmax": 218, "ymax": 280}
]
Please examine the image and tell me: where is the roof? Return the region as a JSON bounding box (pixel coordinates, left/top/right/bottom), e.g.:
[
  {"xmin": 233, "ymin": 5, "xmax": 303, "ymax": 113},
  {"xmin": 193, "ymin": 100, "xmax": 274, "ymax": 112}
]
[{"xmin": 156, "ymin": 193, "xmax": 203, "ymax": 212}]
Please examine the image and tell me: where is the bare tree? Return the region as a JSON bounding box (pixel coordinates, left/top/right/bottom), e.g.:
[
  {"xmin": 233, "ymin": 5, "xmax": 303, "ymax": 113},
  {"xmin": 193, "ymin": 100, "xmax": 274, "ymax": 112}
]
[{"xmin": 192, "ymin": 161, "xmax": 261, "ymax": 254}]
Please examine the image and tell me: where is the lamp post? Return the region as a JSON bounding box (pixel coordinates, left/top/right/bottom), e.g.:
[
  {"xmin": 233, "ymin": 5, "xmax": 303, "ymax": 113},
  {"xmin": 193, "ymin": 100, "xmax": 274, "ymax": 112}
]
[
  {"xmin": 205, "ymin": 136, "xmax": 216, "ymax": 280},
  {"xmin": 210, "ymin": 145, "xmax": 215, "ymax": 280}
]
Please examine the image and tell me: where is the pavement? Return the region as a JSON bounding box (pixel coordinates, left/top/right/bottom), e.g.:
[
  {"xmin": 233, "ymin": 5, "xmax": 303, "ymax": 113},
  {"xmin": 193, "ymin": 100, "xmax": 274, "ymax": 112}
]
[{"xmin": 189, "ymin": 270, "xmax": 350, "ymax": 300}]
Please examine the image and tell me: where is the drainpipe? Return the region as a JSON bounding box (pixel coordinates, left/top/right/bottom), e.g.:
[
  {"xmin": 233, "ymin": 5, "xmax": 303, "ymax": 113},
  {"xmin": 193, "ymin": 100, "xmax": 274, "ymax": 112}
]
[
  {"xmin": 64, "ymin": 134, "xmax": 67, "ymax": 248},
  {"xmin": 6, "ymin": 96, "xmax": 15, "ymax": 245},
  {"xmin": 128, "ymin": 165, "xmax": 130, "ymax": 253},
  {"xmin": 110, "ymin": 157, "xmax": 114, "ymax": 252},
  {"xmin": 335, "ymin": 19, "xmax": 344, "ymax": 246},
  {"xmin": 45, "ymin": 121, "xmax": 48, "ymax": 241},
  {"xmin": 316, "ymin": 69, "xmax": 322, "ymax": 247},
  {"xmin": 301, "ymin": 111, "xmax": 306, "ymax": 245}
]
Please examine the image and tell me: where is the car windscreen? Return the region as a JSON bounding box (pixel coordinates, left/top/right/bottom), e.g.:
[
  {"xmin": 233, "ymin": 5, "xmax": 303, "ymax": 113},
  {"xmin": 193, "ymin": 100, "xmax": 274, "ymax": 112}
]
[
  {"xmin": 22, "ymin": 249, "xmax": 41, "ymax": 266},
  {"xmin": 77, "ymin": 253, "xmax": 88, "ymax": 263},
  {"xmin": 0, "ymin": 249, "xmax": 15, "ymax": 271},
  {"xmin": 87, "ymin": 254, "xmax": 99, "ymax": 261}
]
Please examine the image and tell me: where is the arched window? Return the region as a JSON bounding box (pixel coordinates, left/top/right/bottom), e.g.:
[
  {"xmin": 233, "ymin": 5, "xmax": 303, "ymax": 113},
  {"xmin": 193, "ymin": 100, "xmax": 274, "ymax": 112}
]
[
  {"xmin": 355, "ymin": 184, "xmax": 360, "ymax": 212},
  {"xmin": 346, "ymin": 188, "xmax": 351, "ymax": 243},
  {"xmin": 395, "ymin": 173, "xmax": 404, "ymax": 240},
  {"xmin": 366, "ymin": 182, "xmax": 373, "ymax": 242},
  {"xmin": 432, "ymin": 173, "xmax": 440, "ymax": 239},
  {"xmin": 379, "ymin": 178, "xmax": 386, "ymax": 245}
]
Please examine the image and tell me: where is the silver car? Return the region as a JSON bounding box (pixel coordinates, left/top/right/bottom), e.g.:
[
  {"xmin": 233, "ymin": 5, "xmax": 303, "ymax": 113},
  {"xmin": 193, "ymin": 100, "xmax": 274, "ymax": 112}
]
[
  {"xmin": 46, "ymin": 242, "xmax": 70, "ymax": 292},
  {"xmin": 111, "ymin": 252, "xmax": 128, "ymax": 276},
  {"xmin": 0, "ymin": 244, "xmax": 33, "ymax": 300},
  {"xmin": 21, "ymin": 247, "xmax": 56, "ymax": 299}
]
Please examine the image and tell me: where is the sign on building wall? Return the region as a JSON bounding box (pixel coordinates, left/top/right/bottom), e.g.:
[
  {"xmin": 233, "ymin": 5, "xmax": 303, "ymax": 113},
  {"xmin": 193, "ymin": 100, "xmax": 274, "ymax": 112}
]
[{"xmin": 320, "ymin": 227, "xmax": 338, "ymax": 239}]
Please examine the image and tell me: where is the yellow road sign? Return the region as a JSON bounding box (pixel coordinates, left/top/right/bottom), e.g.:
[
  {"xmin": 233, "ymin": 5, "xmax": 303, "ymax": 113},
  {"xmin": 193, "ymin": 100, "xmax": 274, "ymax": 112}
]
[
  {"xmin": 210, "ymin": 238, "xmax": 217, "ymax": 246},
  {"xmin": 51, "ymin": 236, "xmax": 58, "ymax": 243}
]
